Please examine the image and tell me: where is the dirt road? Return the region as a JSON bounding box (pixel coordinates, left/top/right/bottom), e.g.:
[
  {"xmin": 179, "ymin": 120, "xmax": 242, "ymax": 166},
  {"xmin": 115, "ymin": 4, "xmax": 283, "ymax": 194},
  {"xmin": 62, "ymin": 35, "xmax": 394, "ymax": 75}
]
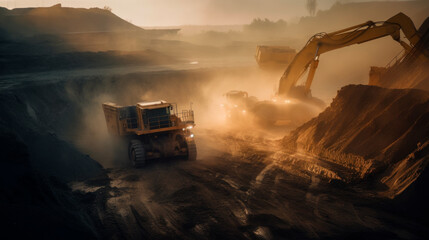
[{"xmin": 72, "ymin": 130, "xmax": 427, "ymax": 240}]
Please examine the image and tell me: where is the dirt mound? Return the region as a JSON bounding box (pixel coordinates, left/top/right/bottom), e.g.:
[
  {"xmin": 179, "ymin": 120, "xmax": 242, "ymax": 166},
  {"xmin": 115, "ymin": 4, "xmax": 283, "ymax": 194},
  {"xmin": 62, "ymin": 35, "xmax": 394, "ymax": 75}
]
[
  {"xmin": 283, "ymin": 85, "xmax": 429, "ymax": 194},
  {"xmin": 0, "ymin": 4, "xmax": 142, "ymax": 37}
]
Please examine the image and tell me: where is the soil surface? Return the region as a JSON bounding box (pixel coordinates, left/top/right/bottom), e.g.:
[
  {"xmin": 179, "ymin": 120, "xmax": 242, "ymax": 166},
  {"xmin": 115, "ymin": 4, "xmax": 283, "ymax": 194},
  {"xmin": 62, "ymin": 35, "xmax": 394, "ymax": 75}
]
[{"xmin": 72, "ymin": 130, "xmax": 428, "ymax": 240}]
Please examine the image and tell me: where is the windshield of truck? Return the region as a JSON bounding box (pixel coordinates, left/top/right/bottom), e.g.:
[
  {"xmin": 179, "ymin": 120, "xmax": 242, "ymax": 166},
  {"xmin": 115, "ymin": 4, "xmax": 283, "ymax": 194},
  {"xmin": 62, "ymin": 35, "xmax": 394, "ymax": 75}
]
[
  {"xmin": 143, "ymin": 107, "xmax": 171, "ymax": 129},
  {"xmin": 146, "ymin": 107, "xmax": 170, "ymax": 118}
]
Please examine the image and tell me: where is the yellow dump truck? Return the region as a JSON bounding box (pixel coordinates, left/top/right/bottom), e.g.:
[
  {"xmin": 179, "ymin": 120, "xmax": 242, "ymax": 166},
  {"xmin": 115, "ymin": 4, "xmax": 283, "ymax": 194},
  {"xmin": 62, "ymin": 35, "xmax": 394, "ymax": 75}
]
[{"xmin": 102, "ymin": 100, "xmax": 196, "ymax": 167}]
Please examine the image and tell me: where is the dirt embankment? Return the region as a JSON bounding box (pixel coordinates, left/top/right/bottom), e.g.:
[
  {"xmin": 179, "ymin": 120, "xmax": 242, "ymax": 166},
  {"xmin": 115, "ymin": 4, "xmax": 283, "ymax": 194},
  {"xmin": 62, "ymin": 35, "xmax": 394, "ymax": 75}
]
[
  {"xmin": 0, "ymin": 90, "xmax": 104, "ymax": 182},
  {"xmin": 0, "ymin": 57, "xmax": 122, "ymax": 237},
  {"xmin": 283, "ymin": 85, "xmax": 429, "ymax": 196},
  {"xmin": 0, "ymin": 5, "xmax": 190, "ymax": 74},
  {"xmin": 0, "ymin": 4, "xmax": 141, "ymax": 37},
  {"xmin": 0, "ymin": 50, "xmax": 179, "ymax": 75},
  {"xmin": 0, "ymin": 92, "xmax": 104, "ymax": 238},
  {"xmin": 0, "ymin": 127, "xmax": 100, "ymax": 239}
]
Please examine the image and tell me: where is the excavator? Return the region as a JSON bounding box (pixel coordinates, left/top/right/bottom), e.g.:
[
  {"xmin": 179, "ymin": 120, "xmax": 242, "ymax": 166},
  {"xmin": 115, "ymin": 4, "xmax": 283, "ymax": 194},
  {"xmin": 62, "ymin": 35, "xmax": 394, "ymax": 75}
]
[
  {"xmin": 278, "ymin": 12, "xmax": 422, "ymax": 99},
  {"xmin": 224, "ymin": 13, "xmax": 427, "ymax": 127}
]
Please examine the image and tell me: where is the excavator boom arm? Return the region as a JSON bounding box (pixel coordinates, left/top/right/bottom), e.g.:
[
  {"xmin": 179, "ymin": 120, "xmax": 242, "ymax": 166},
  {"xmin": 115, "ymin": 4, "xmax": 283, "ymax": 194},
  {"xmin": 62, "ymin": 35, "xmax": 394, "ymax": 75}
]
[{"xmin": 278, "ymin": 12, "xmax": 421, "ymax": 96}]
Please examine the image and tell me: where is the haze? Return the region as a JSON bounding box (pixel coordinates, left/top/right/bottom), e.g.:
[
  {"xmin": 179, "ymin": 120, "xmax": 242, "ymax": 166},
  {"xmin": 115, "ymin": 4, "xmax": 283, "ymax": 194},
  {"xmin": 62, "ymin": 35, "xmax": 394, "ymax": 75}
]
[
  {"xmin": 0, "ymin": 0, "xmax": 414, "ymax": 26},
  {"xmin": 1, "ymin": 0, "xmax": 429, "ymax": 238}
]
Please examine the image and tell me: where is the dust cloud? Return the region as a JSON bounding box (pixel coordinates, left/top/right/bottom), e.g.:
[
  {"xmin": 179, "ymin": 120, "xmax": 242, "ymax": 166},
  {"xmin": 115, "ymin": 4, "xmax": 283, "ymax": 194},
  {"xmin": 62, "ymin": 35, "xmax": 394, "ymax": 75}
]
[
  {"xmin": 3, "ymin": 2, "xmax": 427, "ymax": 170},
  {"xmin": 56, "ymin": 67, "xmax": 280, "ymax": 168},
  {"xmin": 307, "ymin": 37, "xmax": 404, "ymax": 102}
]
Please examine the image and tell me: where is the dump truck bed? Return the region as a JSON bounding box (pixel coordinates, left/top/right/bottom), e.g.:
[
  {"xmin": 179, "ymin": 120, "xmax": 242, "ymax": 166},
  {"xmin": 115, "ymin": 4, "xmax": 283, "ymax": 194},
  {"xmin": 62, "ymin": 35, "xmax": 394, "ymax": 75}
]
[{"xmin": 102, "ymin": 102, "xmax": 133, "ymax": 136}]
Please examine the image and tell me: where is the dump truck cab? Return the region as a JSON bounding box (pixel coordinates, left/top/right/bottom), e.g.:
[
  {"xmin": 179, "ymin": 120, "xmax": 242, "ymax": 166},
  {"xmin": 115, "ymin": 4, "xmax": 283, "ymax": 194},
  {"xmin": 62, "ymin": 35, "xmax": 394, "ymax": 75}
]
[
  {"xmin": 225, "ymin": 91, "xmax": 248, "ymax": 106},
  {"xmin": 138, "ymin": 101, "xmax": 174, "ymax": 131},
  {"xmin": 222, "ymin": 90, "xmax": 259, "ymax": 122},
  {"xmin": 102, "ymin": 100, "xmax": 196, "ymax": 167},
  {"xmin": 223, "ymin": 91, "xmax": 249, "ymax": 119}
]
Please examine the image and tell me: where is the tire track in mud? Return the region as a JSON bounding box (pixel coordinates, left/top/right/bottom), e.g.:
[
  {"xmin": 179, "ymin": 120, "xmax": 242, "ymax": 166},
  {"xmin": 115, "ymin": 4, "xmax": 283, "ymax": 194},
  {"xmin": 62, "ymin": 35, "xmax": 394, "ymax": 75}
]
[{"xmin": 72, "ymin": 131, "xmax": 426, "ymax": 239}]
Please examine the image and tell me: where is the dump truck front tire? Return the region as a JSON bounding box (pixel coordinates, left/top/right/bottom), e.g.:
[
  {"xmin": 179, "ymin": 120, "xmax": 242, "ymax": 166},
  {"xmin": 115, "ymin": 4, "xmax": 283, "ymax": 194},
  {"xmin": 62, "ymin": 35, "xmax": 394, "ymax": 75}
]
[
  {"xmin": 186, "ymin": 138, "xmax": 197, "ymax": 161},
  {"xmin": 129, "ymin": 139, "xmax": 146, "ymax": 167}
]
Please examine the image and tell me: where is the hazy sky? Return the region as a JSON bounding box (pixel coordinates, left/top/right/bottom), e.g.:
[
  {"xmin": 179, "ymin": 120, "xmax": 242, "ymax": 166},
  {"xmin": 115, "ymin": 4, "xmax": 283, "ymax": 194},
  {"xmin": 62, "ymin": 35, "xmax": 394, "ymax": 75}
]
[{"xmin": 0, "ymin": 0, "xmax": 413, "ymax": 26}]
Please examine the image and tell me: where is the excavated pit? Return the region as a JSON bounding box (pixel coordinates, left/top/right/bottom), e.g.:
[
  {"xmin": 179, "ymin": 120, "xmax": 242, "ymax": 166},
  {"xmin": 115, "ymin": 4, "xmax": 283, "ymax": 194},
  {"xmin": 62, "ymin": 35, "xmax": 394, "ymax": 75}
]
[
  {"xmin": 1, "ymin": 2, "xmax": 429, "ymax": 239},
  {"xmin": 1, "ymin": 67, "xmax": 428, "ymax": 239}
]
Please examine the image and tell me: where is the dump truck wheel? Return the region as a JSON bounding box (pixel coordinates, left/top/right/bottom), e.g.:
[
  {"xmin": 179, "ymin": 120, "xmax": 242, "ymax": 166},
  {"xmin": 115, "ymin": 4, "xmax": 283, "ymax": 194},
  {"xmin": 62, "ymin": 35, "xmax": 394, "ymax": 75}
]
[
  {"xmin": 186, "ymin": 138, "xmax": 197, "ymax": 161},
  {"xmin": 129, "ymin": 139, "xmax": 146, "ymax": 167}
]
